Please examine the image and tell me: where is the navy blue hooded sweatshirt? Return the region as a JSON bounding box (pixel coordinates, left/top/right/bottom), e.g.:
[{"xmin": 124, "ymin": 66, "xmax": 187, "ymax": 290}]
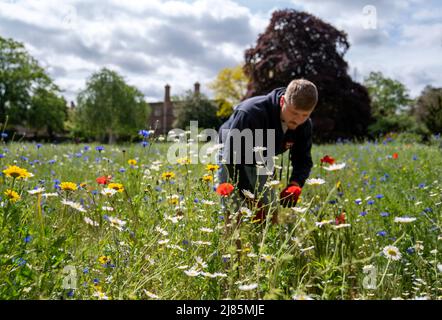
[{"xmin": 218, "ymin": 87, "xmax": 313, "ymax": 191}]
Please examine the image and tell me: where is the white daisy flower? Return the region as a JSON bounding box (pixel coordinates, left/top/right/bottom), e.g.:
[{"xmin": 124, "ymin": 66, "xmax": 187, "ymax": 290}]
[
  {"xmin": 238, "ymin": 283, "xmax": 258, "ymax": 291},
  {"xmin": 382, "ymin": 245, "xmax": 402, "ymax": 261},
  {"xmin": 200, "ymin": 227, "xmax": 214, "ymax": 233},
  {"xmin": 84, "ymin": 217, "xmax": 99, "ymax": 227},
  {"xmin": 261, "ymin": 254, "xmax": 273, "ymax": 262},
  {"xmin": 107, "ymin": 216, "xmax": 126, "ymax": 231},
  {"xmin": 264, "ymin": 180, "xmax": 281, "ymax": 188},
  {"xmin": 323, "ymin": 163, "xmax": 346, "ymax": 171},
  {"xmin": 42, "ymin": 192, "xmax": 58, "ymax": 198},
  {"xmin": 437, "ymin": 264, "xmax": 442, "ymax": 272},
  {"xmin": 292, "ymin": 293, "xmax": 314, "ymax": 300},
  {"xmin": 242, "ymin": 189, "xmax": 255, "ymax": 199},
  {"xmin": 315, "ymin": 220, "xmax": 334, "ymax": 228},
  {"xmin": 239, "ymin": 207, "xmax": 253, "ymax": 218},
  {"xmin": 158, "ymin": 239, "xmax": 170, "ymax": 245},
  {"xmin": 184, "ymin": 269, "xmax": 200, "ymax": 277},
  {"xmin": 195, "ymin": 256, "xmax": 208, "ymax": 268},
  {"xmin": 143, "ymin": 289, "xmax": 159, "ymax": 299},
  {"xmin": 27, "ymin": 187, "xmax": 45, "ymax": 195},
  {"xmin": 394, "ymin": 217, "xmax": 417, "ymax": 223},
  {"xmin": 306, "ymin": 178, "xmax": 325, "ymax": 185},
  {"xmin": 101, "ymin": 206, "xmax": 114, "ymax": 211},
  {"xmin": 201, "ymin": 200, "xmax": 215, "ymax": 205},
  {"xmin": 61, "ymin": 200, "xmax": 86, "ymax": 213},
  {"xmin": 213, "ymin": 272, "xmax": 228, "ymax": 278},
  {"xmin": 155, "ymin": 226, "xmax": 168, "ymax": 236},
  {"xmin": 93, "ymin": 291, "xmax": 109, "ymax": 300},
  {"xmin": 101, "ymin": 188, "xmax": 117, "ymax": 197},
  {"xmin": 291, "ymin": 207, "xmax": 308, "ymax": 213}
]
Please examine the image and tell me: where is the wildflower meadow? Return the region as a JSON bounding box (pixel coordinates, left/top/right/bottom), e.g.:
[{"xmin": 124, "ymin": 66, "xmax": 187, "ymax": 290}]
[{"xmin": 0, "ymin": 132, "xmax": 441, "ymax": 300}]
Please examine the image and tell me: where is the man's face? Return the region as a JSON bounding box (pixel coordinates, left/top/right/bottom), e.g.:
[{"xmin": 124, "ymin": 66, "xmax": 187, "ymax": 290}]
[{"xmin": 280, "ymin": 96, "xmax": 312, "ymax": 130}]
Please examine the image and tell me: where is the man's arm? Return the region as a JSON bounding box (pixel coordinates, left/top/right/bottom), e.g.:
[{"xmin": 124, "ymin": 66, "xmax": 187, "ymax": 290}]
[{"xmin": 289, "ymin": 119, "xmax": 313, "ymax": 188}]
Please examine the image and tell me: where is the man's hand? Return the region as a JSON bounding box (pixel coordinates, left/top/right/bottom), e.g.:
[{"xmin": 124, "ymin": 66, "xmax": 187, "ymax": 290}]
[{"xmin": 280, "ymin": 182, "xmax": 302, "ymax": 208}]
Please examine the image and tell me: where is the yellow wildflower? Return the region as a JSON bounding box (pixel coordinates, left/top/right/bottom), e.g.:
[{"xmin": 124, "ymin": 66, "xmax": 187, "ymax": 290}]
[
  {"xmin": 4, "ymin": 189, "xmax": 20, "ymax": 202},
  {"xmin": 60, "ymin": 182, "xmax": 78, "ymax": 192},
  {"xmin": 161, "ymin": 172, "xmax": 175, "ymax": 180},
  {"xmin": 108, "ymin": 183, "xmax": 124, "ymax": 193},
  {"xmin": 3, "ymin": 165, "xmax": 31, "ymax": 179}
]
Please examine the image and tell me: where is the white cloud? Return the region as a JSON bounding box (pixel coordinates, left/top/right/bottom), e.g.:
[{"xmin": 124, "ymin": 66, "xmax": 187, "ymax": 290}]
[{"xmin": 0, "ymin": 0, "xmax": 440, "ymax": 103}]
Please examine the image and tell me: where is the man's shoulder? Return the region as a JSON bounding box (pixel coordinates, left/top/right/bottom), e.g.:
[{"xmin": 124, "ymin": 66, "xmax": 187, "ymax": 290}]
[{"xmin": 234, "ymin": 87, "xmax": 286, "ymax": 114}]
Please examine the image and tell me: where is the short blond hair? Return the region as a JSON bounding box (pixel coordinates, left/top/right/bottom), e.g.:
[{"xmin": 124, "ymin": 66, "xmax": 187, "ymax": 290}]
[{"xmin": 284, "ymin": 79, "xmax": 318, "ymax": 111}]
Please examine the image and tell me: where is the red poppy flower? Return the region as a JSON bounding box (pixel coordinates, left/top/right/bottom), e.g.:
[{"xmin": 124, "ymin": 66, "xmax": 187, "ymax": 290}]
[
  {"xmin": 216, "ymin": 183, "xmax": 234, "ymax": 196},
  {"xmin": 284, "ymin": 185, "xmax": 302, "ymax": 197},
  {"xmin": 335, "ymin": 212, "xmax": 346, "ymax": 225},
  {"xmin": 392, "ymin": 153, "xmax": 398, "ymax": 159},
  {"xmin": 320, "ymin": 155, "xmax": 335, "ymax": 165},
  {"xmin": 96, "ymin": 175, "xmax": 112, "ymax": 185}
]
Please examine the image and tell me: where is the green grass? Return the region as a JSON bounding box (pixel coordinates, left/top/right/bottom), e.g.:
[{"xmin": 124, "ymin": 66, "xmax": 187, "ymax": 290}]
[{"xmin": 0, "ymin": 137, "xmax": 441, "ymax": 300}]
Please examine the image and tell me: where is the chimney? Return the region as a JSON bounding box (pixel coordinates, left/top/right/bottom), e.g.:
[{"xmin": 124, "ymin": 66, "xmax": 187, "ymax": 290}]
[
  {"xmin": 194, "ymin": 82, "xmax": 200, "ymax": 96},
  {"xmin": 165, "ymin": 84, "xmax": 171, "ymax": 103}
]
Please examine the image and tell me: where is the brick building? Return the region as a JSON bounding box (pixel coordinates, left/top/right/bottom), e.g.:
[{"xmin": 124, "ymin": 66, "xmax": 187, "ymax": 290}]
[{"xmin": 149, "ymin": 82, "xmax": 201, "ymax": 135}]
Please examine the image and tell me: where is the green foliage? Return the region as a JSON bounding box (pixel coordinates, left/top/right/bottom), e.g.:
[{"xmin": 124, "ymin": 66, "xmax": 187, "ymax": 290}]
[
  {"xmin": 0, "ymin": 36, "xmax": 58, "ymax": 128},
  {"xmin": 364, "ymin": 72, "xmax": 415, "ymax": 136},
  {"xmin": 413, "ymin": 85, "xmax": 442, "ymax": 134},
  {"xmin": 173, "ymin": 90, "xmax": 221, "ymax": 129},
  {"xmin": 75, "ymin": 68, "xmax": 149, "ymax": 143},
  {"xmin": 29, "ymin": 87, "xmax": 68, "ymax": 138}
]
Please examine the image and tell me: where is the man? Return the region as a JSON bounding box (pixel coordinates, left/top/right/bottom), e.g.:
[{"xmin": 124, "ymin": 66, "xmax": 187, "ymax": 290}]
[{"xmin": 217, "ymin": 79, "xmax": 318, "ymax": 223}]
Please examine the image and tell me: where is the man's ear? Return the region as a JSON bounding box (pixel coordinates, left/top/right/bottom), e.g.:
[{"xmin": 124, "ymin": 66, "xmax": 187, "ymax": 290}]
[{"xmin": 280, "ymin": 96, "xmax": 284, "ymax": 109}]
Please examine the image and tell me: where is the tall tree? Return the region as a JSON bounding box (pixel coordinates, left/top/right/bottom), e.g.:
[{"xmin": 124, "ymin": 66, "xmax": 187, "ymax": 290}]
[
  {"xmin": 413, "ymin": 85, "xmax": 442, "ymax": 134},
  {"xmin": 364, "ymin": 71, "xmax": 415, "ymax": 135},
  {"xmin": 244, "ymin": 10, "xmax": 372, "ymax": 141},
  {"xmin": 29, "ymin": 87, "xmax": 68, "ymax": 139},
  {"xmin": 75, "ymin": 68, "xmax": 149, "ymax": 143},
  {"xmin": 0, "ymin": 36, "xmax": 53, "ymax": 127},
  {"xmin": 209, "ymin": 65, "xmax": 248, "ymax": 119},
  {"xmin": 173, "ymin": 90, "xmax": 221, "ymax": 130}
]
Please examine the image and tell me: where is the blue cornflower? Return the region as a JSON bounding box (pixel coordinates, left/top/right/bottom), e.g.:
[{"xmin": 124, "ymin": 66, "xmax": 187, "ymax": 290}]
[
  {"xmin": 367, "ymin": 200, "xmax": 375, "ymax": 205},
  {"xmin": 375, "ymin": 194, "xmax": 383, "ymax": 199},
  {"xmin": 119, "ymin": 168, "xmax": 126, "ymax": 173},
  {"xmin": 93, "ymin": 278, "xmax": 99, "ymax": 285},
  {"xmin": 377, "ymin": 231, "xmax": 387, "ymax": 237},
  {"xmin": 423, "ymin": 207, "xmax": 432, "ymax": 213},
  {"xmin": 75, "ymin": 153, "xmax": 82, "ymax": 158},
  {"xmin": 406, "ymin": 247, "xmax": 415, "ymax": 254},
  {"xmin": 95, "ymin": 146, "xmax": 104, "ymax": 152},
  {"xmin": 67, "ymin": 290, "xmax": 75, "ymax": 298},
  {"xmin": 154, "ymin": 186, "xmax": 162, "ymax": 192},
  {"xmin": 0, "ymin": 154, "xmax": 4, "ymax": 159},
  {"xmin": 141, "ymin": 141, "xmax": 149, "ymax": 147},
  {"xmin": 412, "ymin": 155, "xmax": 417, "ymax": 161},
  {"xmin": 359, "ymin": 211, "xmax": 367, "ymax": 217},
  {"xmin": 83, "ymin": 267, "xmax": 89, "ymax": 274},
  {"xmin": 48, "ymin": 159, "xmax": 56, "ymax": 164},
  {"xmin": 328, "ymin": 199, "xmax": 337, "ymax": 204},
  {"xmin": 36, "ymin": 143, "xmax": 42, "ymax": 149},
  {"xmin": 17, "ymin": 258, "xmax": 26, "ymax": 266},
  {"xmin": 138, "ymin": 130, "xmax": 150, "ymax": 138},
  {"xmin": 380, "ymin": 212, "xmax": 389, "ymax": 217},
  {"xmin": 418, "ymin": 183, "xmax": 425, "ymax": 189},
  {"xmin": 24, "ymin": 235, "xmax": 32, "ymax": 243},
  {"xmin": 194, "ymin": 198, "xmax": 199, "ymax": 203},
  {"xmin": 1, "ymin": 133, "xmax": 8, "ymax": 138},
  {"xmin": 182, "ymin": 239, "xmax": 189, "ymax": 246},
  {"xmin": 20, "ymin": 156, "xmax": 28, "ymax": 162},
  {"xmin": 84, "ymin": 146, "xmax": 90, "ymax": 151}
]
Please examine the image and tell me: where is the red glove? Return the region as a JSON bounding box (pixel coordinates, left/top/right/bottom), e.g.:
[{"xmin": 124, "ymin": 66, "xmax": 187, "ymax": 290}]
[{"xmin": 280, "ymin": 183, "xmax": 302, "ymax": 208}]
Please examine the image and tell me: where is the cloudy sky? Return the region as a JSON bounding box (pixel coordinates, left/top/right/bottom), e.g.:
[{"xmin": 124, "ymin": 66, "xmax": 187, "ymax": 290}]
[{"xmin": 0, "ymin": 0, "xmax": 441, "ymax": 103}]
